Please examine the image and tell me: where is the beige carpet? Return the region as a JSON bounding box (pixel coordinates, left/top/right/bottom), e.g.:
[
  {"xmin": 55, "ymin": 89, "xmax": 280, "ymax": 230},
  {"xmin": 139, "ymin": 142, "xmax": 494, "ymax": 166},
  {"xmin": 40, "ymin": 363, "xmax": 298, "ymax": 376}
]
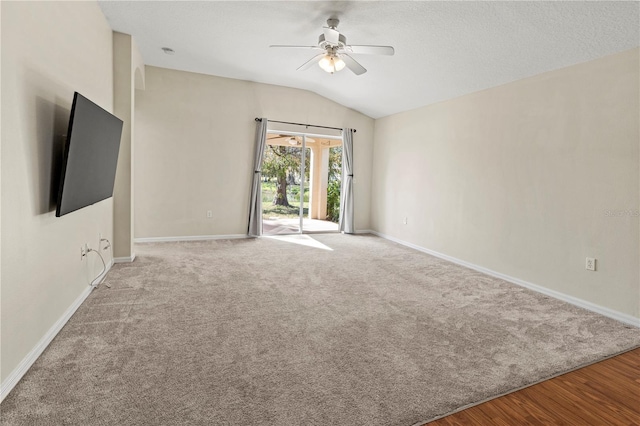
[{"xmin": 2, "ymin": 234, "xmax": 638, "ymax": 425}]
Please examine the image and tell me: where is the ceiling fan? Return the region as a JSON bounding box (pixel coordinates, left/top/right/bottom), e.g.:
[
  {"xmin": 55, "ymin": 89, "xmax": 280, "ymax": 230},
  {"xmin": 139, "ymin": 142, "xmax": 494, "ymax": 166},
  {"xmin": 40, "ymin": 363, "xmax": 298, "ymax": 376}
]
[
  {"xmin": 270, "ymin": 18, "xmax": 394, "ymax": 75},
  {"xmin": 268, "ymin": 135, "xmax": 316, "ymax": 146}
]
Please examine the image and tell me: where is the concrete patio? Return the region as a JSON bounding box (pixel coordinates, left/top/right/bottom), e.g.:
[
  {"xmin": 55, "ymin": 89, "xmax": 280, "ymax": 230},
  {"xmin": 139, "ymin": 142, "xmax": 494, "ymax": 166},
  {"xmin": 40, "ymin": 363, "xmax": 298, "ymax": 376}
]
[{"xmin": 263, "ymin": 217, "xmax": 339, "ymax": 235}]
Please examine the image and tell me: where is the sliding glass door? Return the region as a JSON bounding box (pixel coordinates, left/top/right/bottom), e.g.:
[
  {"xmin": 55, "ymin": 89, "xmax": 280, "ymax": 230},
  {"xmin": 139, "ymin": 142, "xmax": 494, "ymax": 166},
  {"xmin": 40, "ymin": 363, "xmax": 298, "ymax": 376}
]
[{"xmin": 261, "ymin": 131, "xmax": 341, "ymax": 235}]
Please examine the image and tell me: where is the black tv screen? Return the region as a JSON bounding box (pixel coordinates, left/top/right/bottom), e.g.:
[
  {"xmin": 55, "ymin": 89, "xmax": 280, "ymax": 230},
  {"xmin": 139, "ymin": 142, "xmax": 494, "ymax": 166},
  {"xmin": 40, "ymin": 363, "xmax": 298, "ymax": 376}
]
[{"xmin": 56, "ymin": 92, "xmax": 123, "ymax": 217}]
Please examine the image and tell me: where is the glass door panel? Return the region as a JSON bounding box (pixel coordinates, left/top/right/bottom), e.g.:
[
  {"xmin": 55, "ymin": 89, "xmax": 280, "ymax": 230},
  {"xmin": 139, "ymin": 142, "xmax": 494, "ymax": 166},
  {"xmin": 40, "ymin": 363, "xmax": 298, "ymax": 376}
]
[
  {"xmin": 302, "ymin": 138, "xmax": 341, "ymax": 233},
  {"xmin": 261, "ymin": 135, "xmax": 304, "ymax": 235}
]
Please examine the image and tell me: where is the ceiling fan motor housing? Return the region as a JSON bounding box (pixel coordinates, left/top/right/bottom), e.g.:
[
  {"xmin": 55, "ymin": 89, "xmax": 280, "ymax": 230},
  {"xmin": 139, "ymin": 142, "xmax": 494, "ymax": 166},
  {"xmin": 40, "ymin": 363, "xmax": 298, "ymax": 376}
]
[{"xmin": 319, "ymin": 33, "xmax": 347, "ymax": 49}]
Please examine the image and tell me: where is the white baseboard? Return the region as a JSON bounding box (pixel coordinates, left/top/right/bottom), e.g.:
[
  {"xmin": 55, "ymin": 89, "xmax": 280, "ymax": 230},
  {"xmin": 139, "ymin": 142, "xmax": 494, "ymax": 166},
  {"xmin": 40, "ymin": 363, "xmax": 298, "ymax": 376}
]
[
  {"xmin": 370, "ymin": 230, "xmax": 640, "ymax": 328},
  {"xmin": 0, "ymin": 260, "xmax": 114, "ymax": 401},
  {"xmin": 113, "ymin": 253, "xmax": 136, "ymax": 263},
  {"xmin": 134, "ymin": 234, "xmax": 248, "ymax": 243},
  {"xmin": 355, "ymin": 229, "xmax": 374, "ymax": 235},
  {"xmin": 0, "ymin": 259, "xmax": 114, "ymax": 402}
]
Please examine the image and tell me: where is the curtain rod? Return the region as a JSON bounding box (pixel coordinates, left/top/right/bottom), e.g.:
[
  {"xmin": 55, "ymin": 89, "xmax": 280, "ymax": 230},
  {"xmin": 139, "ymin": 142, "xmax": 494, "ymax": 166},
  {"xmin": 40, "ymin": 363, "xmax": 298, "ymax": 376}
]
[{"xmin": 254, "ymin": 118, "xmax": 356, "ymax": 133}]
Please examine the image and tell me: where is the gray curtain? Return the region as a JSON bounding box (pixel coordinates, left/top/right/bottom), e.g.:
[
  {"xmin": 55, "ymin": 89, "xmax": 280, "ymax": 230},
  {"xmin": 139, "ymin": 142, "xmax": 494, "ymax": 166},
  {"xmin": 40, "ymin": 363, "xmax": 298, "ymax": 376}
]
[
  {"xmin": 248, "ymin": 118, "xmax": 268, "ymax": 237},
  {"xmin": 339, "ymin": 128, "xmax": 355, "ymax": 234}
]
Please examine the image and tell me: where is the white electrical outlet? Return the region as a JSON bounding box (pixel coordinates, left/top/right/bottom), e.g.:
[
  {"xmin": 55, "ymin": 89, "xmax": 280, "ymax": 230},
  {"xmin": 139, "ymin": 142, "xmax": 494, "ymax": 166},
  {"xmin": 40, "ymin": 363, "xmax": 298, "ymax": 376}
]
[
  {"xmin": 585, "ymin": 257, "xmax": 596, "ymax": 271},
  {"xmin": 98, "ymin": 233, "xmax": 102, "ymax": 250},
  {"xmin": 80, "ymin": 244, "xmax": 88, "ymax": 260},
  {"xmin": 207, "ymin": 210, "xmax": 213, "ymax": 219},
  {"xmin": 403, "ymin": 217, "xmax": 408, "ymax": 225}
]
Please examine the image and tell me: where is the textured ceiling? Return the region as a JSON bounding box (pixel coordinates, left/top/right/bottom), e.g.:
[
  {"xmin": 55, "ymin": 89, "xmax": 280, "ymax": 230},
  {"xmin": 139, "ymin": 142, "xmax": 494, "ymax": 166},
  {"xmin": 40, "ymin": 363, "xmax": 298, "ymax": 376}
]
[{"xmin": 98, "ymin": 1, "xmax": 639, "ymax": 119}]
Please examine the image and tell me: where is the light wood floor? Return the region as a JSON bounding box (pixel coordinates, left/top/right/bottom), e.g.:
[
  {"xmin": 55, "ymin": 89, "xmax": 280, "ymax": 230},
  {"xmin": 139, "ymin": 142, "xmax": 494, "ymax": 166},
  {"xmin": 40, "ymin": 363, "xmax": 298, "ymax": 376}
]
[{"xmin": 427, "ymin": 347, "xmax": 640, "ymax": 425}]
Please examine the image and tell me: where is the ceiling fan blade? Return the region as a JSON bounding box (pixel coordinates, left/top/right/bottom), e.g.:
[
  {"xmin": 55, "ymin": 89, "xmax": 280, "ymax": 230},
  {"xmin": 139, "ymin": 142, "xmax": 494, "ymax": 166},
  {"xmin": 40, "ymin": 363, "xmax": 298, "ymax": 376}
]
[
  {"xmin": 270, "ymin": 45, "xmax": 323, "ymax": 50},
  {"xmin": 341, "ymin": 54, "xmax": 367, "ymax": 75},
  {"xmin": 346, "ymin": 45, "xmax": 395, "ymax": 56},
  {"xmin": 297, "ymin": 53, "xmax": 325, "ymax": 71},
  {"xmin": 267, "ymin": 135, "xmax": 316, "ymax": 146},
  {"xmin": 323, "ymin": 27, "xmax": 340, "ymax": 45}
]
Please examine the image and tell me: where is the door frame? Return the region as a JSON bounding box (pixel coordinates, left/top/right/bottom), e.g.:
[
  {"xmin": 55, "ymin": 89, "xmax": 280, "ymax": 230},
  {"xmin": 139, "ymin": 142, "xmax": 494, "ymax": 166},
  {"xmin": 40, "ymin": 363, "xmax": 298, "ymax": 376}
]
[{"xmin": 265, "ymin": 129, "xmax": 343, "ymax": 235}]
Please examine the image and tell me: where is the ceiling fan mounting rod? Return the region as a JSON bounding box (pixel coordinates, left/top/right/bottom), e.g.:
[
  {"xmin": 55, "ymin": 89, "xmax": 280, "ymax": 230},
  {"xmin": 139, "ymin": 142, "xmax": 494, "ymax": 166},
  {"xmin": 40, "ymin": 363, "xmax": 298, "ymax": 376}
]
[{"xmin": 326, "ymin": 18, "xmax": 339, "ymax": 29}]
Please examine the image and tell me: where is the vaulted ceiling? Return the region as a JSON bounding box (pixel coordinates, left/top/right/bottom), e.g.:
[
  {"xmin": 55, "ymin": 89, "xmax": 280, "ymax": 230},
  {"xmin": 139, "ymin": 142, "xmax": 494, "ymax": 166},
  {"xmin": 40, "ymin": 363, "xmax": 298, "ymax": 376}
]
[{"xmin": 98, "ymin": 1, "xmax": 639, "ymax": 119}]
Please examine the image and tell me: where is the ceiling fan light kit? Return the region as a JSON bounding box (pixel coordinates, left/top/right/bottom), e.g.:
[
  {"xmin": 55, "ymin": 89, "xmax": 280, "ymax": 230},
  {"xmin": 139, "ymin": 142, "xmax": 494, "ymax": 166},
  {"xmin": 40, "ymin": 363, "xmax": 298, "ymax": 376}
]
[
  {"xmin": 270, "ymin": 18, "xmax": 394, "ymax": 76},
  {"xmin": 319, "ymin": 51, "xmax": 346, "ymax": 74},
  {"xmin": 267, "ymin": 135, "xmax": 317, "ymax": 146}
]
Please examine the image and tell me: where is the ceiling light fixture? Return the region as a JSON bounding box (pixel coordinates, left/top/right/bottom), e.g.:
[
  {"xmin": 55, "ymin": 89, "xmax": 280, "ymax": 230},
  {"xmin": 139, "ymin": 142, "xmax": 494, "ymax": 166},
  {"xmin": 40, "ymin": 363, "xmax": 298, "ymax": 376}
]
[{"xmin": 318, "ymin": 54, "xmax": 346, "ymax": 74}]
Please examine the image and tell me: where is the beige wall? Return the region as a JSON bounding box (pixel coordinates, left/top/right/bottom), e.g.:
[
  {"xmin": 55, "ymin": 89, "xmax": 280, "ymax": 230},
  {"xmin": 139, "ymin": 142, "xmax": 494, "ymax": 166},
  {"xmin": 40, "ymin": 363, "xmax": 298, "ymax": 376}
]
[
  {"xmin": 134, "ymin": 66, "xmax": 374, "ymax": 238},
  {"xmin": 1, "ymin": 2, "xmax": 114, "ymax": 383},
  {"xmin": 1, "ymin": 2, "xmax": 634, "ymax": 393},
  {"xmin": 372, "ymin": 48, "xmax": 640, "ymax": 319}
]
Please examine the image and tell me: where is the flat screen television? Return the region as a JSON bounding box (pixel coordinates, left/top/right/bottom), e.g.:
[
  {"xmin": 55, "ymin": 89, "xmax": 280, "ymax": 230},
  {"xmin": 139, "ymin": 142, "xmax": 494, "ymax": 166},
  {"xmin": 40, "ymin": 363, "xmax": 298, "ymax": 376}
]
[{"xmin": 56, "ymin": 92, "xmax": 123, "ymax": 217}]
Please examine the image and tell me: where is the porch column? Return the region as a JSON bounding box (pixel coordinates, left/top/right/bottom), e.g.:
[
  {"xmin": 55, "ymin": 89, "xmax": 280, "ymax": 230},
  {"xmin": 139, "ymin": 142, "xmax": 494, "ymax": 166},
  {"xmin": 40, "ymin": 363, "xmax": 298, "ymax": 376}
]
[{"xmin": 309, "ymin": 146, "xmax": 330, "ymax": 220}]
